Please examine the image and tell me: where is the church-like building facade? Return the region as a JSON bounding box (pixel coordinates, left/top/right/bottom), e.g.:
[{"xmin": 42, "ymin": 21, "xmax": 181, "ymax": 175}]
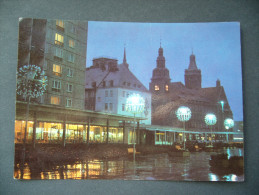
[{"xmin": 149, "ymin": 45, "xmax": 233, "ymax": 141}]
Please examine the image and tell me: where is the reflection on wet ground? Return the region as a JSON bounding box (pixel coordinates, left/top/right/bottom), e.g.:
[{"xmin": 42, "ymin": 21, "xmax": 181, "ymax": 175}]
[{"xmin": 14, "ymin": 148, "xmax": 244, "ymax": 181}]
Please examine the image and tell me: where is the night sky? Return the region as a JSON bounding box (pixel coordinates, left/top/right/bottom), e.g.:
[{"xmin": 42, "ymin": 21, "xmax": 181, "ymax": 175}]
[{"xmin": 86, "ymin": 21, "xmax": 243, "ymax": 121}]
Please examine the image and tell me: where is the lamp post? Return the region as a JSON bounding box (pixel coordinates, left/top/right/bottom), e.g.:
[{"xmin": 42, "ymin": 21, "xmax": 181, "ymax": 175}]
[
  {"xmin": 175, "ymin": 106, "xmax": 192, "ymax": 150},
  {"xmin": 205, "ymin": 113, "xmax": 217, "ymax": 146},
  {"xmin": 224, "ymin": 118, "xmax": 234, "ymax": 143},
  {"xmin": 17, "ymin": 65, "xmax": 47, "ymax": 146},
  {"xmin": 126, "ymin": 93, "xmax": 145, "ymax": 162}
]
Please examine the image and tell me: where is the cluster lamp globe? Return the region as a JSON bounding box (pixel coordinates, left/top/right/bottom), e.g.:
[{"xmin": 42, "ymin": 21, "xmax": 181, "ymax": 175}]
[
  {"xmin": 205, "ymin": 113, "xmax": 217, "ymax": 146},
  {"xmin": 126, "ymin": 93, "xmax": 145, "ymax": 162},
  {"xmin": 175, "ymin": 106, "xmax": 192, "ymax": 150},
  {"xmin": 224, "ymin": 118, "xmax": 234, "ymax": 143}
]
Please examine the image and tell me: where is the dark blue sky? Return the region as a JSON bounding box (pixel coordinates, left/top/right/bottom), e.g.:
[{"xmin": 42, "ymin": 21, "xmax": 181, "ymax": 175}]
[{"xmin": 86, "ymin": 21, "xmax": 243, "ymax": 121}]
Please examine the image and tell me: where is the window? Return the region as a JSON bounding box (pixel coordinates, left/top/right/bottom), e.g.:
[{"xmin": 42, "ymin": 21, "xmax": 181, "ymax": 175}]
[
  {"xmin": 122, "ymin": 104, "xmax": 125, "ymax": 111},
  {"xmin": 55, "ymin": 33, "xmax": 64, "ymax": 46},
  {"xmin": 70, "ymin": 24, "xmax": 76, "ymax": 34},
  {"xmin": 67, "ymin": 84, "xmax": 73, "ymax": 92},
  {"xmin": 105, "ymin": 103, "xmax": 108, "ymax": 111},
  {"xmin": 68, "ymin": 53, "xmax": 75, "ymax": 63},
  {"xmin": 105, "ymin": 90, "xmax": 108, "ymax": 97},
  {"xmin": 110, "ymin": 90, "xmax": 113, "ymax": 97},
  {"xmin": 53, "ymin": 64, "xmax": 62, "ymax": 76},
  {"xmin": 123, "ymin": 82, "xmax": 126, "ymax": 86},
  {"xmin": 109, "ymin": 103, "xmax": 113, "ymax": 111},
  {"xmin": 69, "ymin": 39, "xmax": 75, "ymax": 48},
  {"xmin": 126, "ymin": 93, "xmax": 129, "ymax": 98},
  {"xmin": 56, "ymin": 20, "xmax": 64, "ymax": 28},
  {"xmin": 52, "ymin": 80, "xmax": 61, "ymax": 89},
  {"xmin": 66, "ymin": 99, "xmax": 72, "ymax": 107},
  {"xmin": 67, "ymin": 68, "xmax": 73, "ymax": 77},
  {"xmin": 92, "ymin": 82, "xmax": 96, "ymax": 88},
  {"xmin": 127, "ymin": 83, "xmax": 131, "ymax": 87},
  {"xmin": 51, "ymin": 96, "xmax": 60, "ymax": 105},
  {"xmin": 110, "ymin": 80, "xmax": 114, "ymax": 87},
  {"xmin": 97, "ymin": 97, "xmax": 101, "ymax": 102},
  {"xmin": 122, "ymin": 91, "xmax": 125, "ymax": 97},
  {"xmin": 133, "ymin": 84, "xmax": 136, "ymax": 88},
  {"xmin": 165, "ymin": 84, "xmax": 169, "ymax": 91},
  {"xmin": 55, "ymin": 47, "xmax": 63, "ymax": 58},
  {"xmin": 155, "ymin": 85, "xmax": 159, "ymax": 91},
  {"xmin": 102, "ymin": 81, "xmax": 106, "ymax": 87}
]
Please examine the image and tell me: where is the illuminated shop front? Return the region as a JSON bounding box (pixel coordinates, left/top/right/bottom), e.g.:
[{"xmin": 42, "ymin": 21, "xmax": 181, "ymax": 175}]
[
  {"xmin": 15, "ymin": 120, "xmax": 124, "ymax": 144},
  {"xmin": 15, "ymin": 120, "xmax": 34, "ymax": 143}
]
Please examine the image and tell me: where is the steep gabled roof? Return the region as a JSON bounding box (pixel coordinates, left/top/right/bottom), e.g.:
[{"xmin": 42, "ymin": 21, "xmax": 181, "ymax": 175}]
[{"xmin": 85, "ymin": 63, "xmax": 148, "ymax": 92}]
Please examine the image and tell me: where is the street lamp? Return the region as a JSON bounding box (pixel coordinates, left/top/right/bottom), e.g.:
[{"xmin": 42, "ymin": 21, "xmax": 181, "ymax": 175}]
[
  {"xmin": 224, "ymin": 118, "xmax": 234, "ymax": 143},
  {"xmin": 205, "ymin": 113, "xmax": 217, "ymax": 146},
  {"xmin": 126, "ymin": 93, "xmax": 145, "ymax": 161},
  {"xmin": 17, "ymin": 65, "xmax": 47, "ymax": 146},
  {"xmin": 175, "ymin": 106, "xmax": 192, "ymax": 150}
]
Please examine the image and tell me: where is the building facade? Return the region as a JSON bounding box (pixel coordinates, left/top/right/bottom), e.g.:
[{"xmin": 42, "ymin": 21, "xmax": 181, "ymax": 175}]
[
  {"xmin": 85, "ymin": 48, "xmax": 152, "ymax": 125},
  {"xmin": 149, "ymin": 45, "xmax": 233, "ymax": 143}
]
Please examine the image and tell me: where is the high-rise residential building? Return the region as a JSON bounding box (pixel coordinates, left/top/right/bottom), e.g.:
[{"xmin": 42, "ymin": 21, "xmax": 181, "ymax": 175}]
[{"xmin": 17, "ymin": 18, "xmax": 87, "ymax": 110}]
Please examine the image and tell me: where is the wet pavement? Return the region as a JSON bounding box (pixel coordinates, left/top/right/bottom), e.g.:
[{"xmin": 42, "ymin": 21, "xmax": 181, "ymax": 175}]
[{"xmin": 14, "ymin": 148, "xmax": 244, "ymax": 181}]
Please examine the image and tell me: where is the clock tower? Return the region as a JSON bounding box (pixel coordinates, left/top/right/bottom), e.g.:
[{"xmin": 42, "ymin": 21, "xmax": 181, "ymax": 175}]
[{"xmin": 149, "ymin": 45, "xmax": 171, "ymax": 93}]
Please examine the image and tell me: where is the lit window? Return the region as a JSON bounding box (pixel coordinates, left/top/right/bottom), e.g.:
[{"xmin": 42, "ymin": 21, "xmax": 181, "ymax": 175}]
[
  {"xmin": 155, "ymin": 85, "xmax": 159, "ymax": 91},
  {"xmin": 55, "ymin": 33, "xmax": 64, "ymax": 46},
  {"xmin": 122, "ymin": 104, "xmax": 125, "ymax": 111},
  {"xmin": 109, "ymin": 103, "xmax": 113, "ymax": 111},
  {"xmin": 56, "ymin": 20, "xmax": 64, "ymax": 28},
  {"xmin": 52, "ymin": 80, "xmax": 61, "ymax": 89},
  {"xmin": 68, "ymin": 53, "xmax": 75, "ymax": 63},
  {"xmin": 66, "ymin": 99, "xmax": 72, "ymax": 107},
  {"xmin": 51, "ymin": 96, "xmax": 60, "ymax": 105},
  {"xmin": 110, "ymin": 90, "xmax": 113, "ymax": 97},
  {"xmin": 67, "ymin": 84, "xmax": 73, "ymax": 92},
  {"xmin": 69, "ymin": 39, "xmax": 75, "ymax": 48},
  {"xmin": 165, "ymin": 84, "xmax": 169, "ymax": 91},
  {"xmin": 105, "ymin": 90, "xmax": 108, "ymax": 97},
  {"xmin": 53, "ymin": 64, "xmax": 62, "ymax": 76},
  {"xmin": 67, "ymin": 68, "xmax": 73, "ymax": 77},
  {"xmin": 105, "ymin": 103, "xmax": 108, "ymax": 111},
  {"xmin": 55, "ymin": 47, "xmax": 63, "ymax": 58}
]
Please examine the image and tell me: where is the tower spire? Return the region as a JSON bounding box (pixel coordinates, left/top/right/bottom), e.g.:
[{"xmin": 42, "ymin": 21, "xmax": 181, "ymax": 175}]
[
  {"xmin": 123, "ymin": 44, "xmax": 129, "ymax": 68},
  {"xmin": 123, "ymin": 45, "xmax": 127, "ymax": 64}
]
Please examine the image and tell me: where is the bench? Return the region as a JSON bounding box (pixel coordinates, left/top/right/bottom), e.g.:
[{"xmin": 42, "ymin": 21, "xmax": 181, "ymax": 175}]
[{"xmin": 128, "ymin": 148, "xmax": 141, "ymax": 155}]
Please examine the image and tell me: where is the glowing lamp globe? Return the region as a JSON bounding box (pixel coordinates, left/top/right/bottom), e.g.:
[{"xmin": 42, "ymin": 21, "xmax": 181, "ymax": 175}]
[
  {"xmin": 126, "ymin": 93, "xmax": 145, "ymax": 114},
  {"xmin": 224, "ymin": 118, "xmax": 234, "ymax": 130},
  {"xmin": 205, "ymin": 113, "xmax": 217, "ymax": 126},
  {"xmin": 175, "ymin": 106, "xmax": 192, "ymax": 122}
]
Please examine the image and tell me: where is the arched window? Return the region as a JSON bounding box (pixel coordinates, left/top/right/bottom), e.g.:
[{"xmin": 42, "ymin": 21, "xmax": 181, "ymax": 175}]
[{"xmin": 165, "ymin": 84, "xmax": 169, "ymax": 91}]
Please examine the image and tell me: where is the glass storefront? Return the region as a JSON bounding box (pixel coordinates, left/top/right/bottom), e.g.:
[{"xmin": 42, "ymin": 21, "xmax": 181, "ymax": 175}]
[
  {"xmin": 37, "ymin": 122, "xmax": 63, "ymax": 143},
  {"xmin": 66, "ymin": 124, "xmax": 85, "ymax": 143},
  {"xmin": 15, "ymin": 120, "xmax": 34, "ymax": 143},
  {"xmin": 109, "ymin": 127, "xmax": 123, "ymax": 143}
]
